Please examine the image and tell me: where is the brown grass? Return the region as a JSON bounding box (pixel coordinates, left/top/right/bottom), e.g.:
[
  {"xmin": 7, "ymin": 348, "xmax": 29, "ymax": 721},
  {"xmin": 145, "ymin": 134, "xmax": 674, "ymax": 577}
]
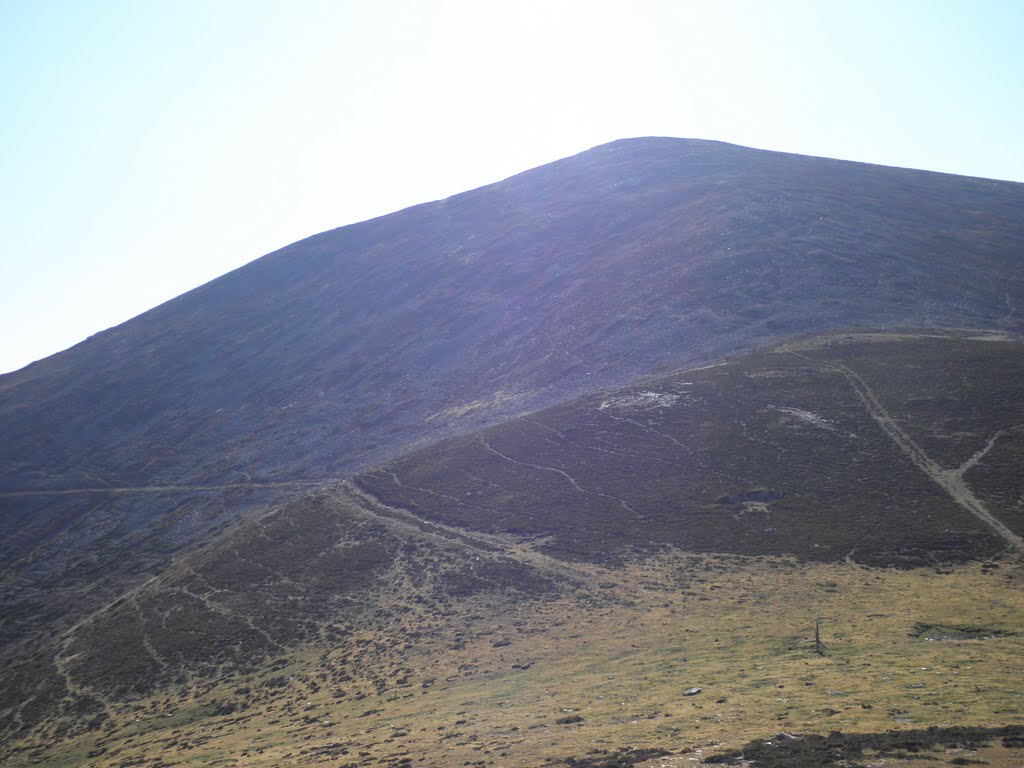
[{"xmin": 8, "ymin": 552, "xmax": 1023, "ymax": 767}]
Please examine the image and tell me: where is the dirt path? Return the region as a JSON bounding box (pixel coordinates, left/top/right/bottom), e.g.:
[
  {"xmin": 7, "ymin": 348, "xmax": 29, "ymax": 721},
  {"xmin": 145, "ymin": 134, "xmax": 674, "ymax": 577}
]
[
  {"xmin": 0, "ymin": 479, "xmax": 336, "ymax": 498},
  {"xmin": 340, "ymin": 481, "xmax": 592, "ymax": 584},
  {"xmin": 478, "ymin": 434, "xmax": 641, "ymax": 516},
  {"xmin": 795, "ymin": 353, "xmax": 1024, "ymax": 552},
  {"xmin": 948, "ymin": 423, "xmax": 1024, "ymax": 481}
]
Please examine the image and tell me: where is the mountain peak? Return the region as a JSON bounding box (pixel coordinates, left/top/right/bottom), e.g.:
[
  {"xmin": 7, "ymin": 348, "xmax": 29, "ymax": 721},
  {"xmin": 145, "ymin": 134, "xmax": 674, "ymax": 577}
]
[{"xmin": 2, "ymin": 140, "xmax": 1024, "ymax": 760}]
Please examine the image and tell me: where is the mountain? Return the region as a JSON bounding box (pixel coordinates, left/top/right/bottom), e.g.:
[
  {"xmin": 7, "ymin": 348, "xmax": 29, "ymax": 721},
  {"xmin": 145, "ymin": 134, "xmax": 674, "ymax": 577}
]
[
  {"xmin": 3, "ymin": 138, "xmax": 1024, "ymax": 654},
  {"xmin": 3, "ymin": 331, "xmax": 1024, "ymax": 767},
  {"xmin": 2, "ymin": 138, "xmax": 1024, "ymax": 765}
]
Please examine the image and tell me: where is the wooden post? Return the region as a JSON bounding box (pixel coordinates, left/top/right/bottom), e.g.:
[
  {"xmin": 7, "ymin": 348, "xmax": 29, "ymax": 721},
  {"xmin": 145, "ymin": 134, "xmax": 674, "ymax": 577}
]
[{"xmin": 815, "ymin": 618, "xmax": 826, "ymax": 656}]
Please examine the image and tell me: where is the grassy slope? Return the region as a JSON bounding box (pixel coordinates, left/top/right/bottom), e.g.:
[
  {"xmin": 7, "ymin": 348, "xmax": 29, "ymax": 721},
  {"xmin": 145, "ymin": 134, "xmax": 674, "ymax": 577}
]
[
  {"xmin": 6, "ymin": 554, "xmax": 1023, "ymax": 767},
  {"xmin": 3, "ymin": 332, "xmax": 1024, "ymax": 766}
]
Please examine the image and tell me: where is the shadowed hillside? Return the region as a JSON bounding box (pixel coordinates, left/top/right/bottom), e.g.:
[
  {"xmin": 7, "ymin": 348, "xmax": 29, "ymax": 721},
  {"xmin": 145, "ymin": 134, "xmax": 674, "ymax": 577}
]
[
  {"xmin": 356, "ymin": 332, "xmax": 1024, "ymax": 566},
  {"xmin": 3, "ymin": 139, "xmax": 1024, "ymax": 655},
  {"xmin": 4, "ymin": 332, "xmax": 1024, "ymax": 766}
]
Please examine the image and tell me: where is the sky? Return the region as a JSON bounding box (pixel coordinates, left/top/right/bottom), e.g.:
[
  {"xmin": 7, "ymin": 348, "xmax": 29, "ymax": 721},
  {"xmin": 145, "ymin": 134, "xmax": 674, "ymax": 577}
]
[{"xmin": 2, "ymin": 0, "xmax": 1022, "ymax": 374}]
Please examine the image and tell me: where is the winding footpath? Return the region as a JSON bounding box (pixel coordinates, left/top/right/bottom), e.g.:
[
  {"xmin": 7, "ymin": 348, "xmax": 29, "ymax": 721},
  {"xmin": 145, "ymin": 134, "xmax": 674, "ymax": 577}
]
[
  {"xmin": 0, "ymin": 479, "xmax": 334, "ymax": 498},
  {"xmin": 798, "ymin": 354, "xmax": 1024, "ymax": 553}
]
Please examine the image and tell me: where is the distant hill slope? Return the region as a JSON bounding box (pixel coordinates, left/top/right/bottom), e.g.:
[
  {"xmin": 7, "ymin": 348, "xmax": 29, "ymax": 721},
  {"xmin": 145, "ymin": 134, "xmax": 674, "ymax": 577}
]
[
  {"xmin": 4, "ymin": 332, "xmax": 1023, "ymax": 757},
  {"xmin": 356, "ymin": 332, "xmax": 1024, "ymax": 566},
  {"xmin": 2, "ymin": 138, "xmax": 1024, "ymax": 651}
]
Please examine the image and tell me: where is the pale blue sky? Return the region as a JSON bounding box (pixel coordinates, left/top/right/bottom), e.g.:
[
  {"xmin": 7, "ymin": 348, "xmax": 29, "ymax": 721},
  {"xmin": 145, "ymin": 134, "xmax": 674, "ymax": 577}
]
[{"xmin": 2, "ymin": 0, "xmax": 1022, "ymax": 373}]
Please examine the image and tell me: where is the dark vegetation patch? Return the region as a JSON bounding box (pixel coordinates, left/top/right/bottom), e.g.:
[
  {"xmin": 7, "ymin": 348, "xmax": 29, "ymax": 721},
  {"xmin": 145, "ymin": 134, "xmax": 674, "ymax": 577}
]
[
  {"xmin": 717, "ymin": 489, "xmax": 785, "ymax": 505},
  {"xmin": 555, "ymin": 714, "xmax": 585, "ymax": 725},
  {"xmin": 355, "ymin": 336, "xmax": 1016, "ymax": 567},
  {"xmin": 551, "ymin": 747, "xmax": 670, "ymax": 767},
  {"xmin": 704, "ymin": 725, "xmax": 1024, "ymax": 768},
  {"xmin": 910, "ymin": 623, "xmax": 1014, "ymax": 641}
]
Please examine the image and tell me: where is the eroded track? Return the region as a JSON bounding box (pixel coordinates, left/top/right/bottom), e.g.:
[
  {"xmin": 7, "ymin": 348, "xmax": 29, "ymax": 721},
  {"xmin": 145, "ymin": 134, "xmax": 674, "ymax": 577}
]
[{"xmin": 798, "ymin": 353, "xmax": 1024, "ymax": 553}]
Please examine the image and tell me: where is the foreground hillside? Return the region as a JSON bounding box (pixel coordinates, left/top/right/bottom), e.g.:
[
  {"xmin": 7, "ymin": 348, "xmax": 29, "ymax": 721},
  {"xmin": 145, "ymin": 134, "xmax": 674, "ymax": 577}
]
[
  {"xmin": 4, "ymin": 332, "xmax": 1023, "ymax": 766},
  {"xmin": 3, "ymin": 138, "xmax": 1024, "ymax": 660}
]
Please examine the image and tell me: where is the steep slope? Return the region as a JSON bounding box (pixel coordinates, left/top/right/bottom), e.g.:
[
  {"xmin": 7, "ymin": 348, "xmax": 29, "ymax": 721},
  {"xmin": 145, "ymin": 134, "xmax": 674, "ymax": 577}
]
[
  {"xmin": 3, "ymin": 139, "xmax": 1024, "ymax": 653},
  {"xmin": 4, "ymin": 332, "xmax": 1024, "ymax": 766}
]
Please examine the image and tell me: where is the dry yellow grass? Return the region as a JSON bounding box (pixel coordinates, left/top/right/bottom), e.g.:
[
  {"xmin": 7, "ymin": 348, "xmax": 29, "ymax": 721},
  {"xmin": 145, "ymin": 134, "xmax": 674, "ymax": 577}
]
[{"xmin": 9, "ymin": 550, "xmax": 1023, "ymax": 767}]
